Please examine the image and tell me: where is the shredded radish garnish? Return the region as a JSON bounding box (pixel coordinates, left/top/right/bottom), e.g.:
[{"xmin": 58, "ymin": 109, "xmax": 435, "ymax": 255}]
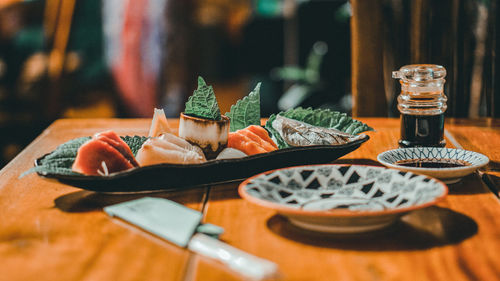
[{"xmin": 97, "ymin": 161, "xmax": 109, "ymax": 176}]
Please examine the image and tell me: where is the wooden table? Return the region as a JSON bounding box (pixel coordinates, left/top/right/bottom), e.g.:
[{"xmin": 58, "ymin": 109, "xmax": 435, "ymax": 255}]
[{"xmin": 1, "ymin": 118, "xmax": 499, "ymax": 281}]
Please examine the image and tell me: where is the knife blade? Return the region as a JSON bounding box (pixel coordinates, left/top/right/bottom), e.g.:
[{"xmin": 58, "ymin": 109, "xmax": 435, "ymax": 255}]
[{"xmin": 104, "ymin": 197, "xmax": 279, "ymax": 280}]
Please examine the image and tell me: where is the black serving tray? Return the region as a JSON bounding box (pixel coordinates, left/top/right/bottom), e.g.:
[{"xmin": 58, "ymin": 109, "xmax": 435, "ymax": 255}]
[{"xmin": 35, "ymin": 135, "xmax": 369, "ymax": 193}]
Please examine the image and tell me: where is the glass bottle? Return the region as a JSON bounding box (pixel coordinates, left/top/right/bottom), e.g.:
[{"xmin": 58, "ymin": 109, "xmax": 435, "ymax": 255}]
[{"xmin": 392, "ymin": 64, "xmax": 447, "ymax": 147}]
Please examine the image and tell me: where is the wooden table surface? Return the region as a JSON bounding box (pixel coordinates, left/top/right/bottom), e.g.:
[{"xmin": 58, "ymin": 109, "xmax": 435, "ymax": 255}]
[{"xmin": 1, "ymin": 118, "xmax": 499, "ymax": 281}]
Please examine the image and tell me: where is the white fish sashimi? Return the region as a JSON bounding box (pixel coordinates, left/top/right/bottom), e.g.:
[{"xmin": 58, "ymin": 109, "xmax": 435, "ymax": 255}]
[
  {"xmin": 136, "ymin": 144, "xmax": 205, "ymax": 165},
  {"xmin": 158, "ymin": 133, "xmax": 205, "ymax": 158},
  {"xmin": 147, "ymin": 137, "xmax": 186, "ymax": 152},
  {"xmin": 136, "ymin": 133, "xmax": 206, "ymax": 166}
]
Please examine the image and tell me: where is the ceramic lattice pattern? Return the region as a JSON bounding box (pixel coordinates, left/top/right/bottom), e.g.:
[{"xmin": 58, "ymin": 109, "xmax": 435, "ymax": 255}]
[
  {"xmin": 244, "ymin": 165, "xmax": 446, "ymax": 212},
  {"xmin": 378, "ymin": 147, "xmax": 488, "ymax": 167}
]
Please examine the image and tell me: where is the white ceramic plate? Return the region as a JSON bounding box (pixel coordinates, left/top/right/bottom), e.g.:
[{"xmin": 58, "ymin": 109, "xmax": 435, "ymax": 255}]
[
  {"xmin": 238, "ymin": 165, "xmax": 447, "ymax": 233},
  {"xmin": 377, "ymin": 147, "xmax": 489, "ymax": 184}
]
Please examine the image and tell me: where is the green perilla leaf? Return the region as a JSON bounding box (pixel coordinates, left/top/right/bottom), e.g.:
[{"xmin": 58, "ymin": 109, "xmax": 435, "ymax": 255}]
[
  {"xmin": 184, "ymin": 76, "xmax": 222, "ymax": 120},
  {"xmin": 225, "ymin": 82, "xmax": 261, "ymax": 132}
]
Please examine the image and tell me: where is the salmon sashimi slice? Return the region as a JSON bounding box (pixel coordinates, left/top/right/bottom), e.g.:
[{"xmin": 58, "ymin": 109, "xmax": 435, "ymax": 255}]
[
  {"xmin": 228, "ymin": 131, "xmax": 270, "ymax": 155},
  {"xmin": 239, "ymin": 129, "xmax": 276, "ymax": 152},
  {"xmin": 246, "ymin": 125, "xmax": 278, "ymax": 149},
  {"xmin": 227, "ymin": 125, "xmax": 277, "ymax": 156}
]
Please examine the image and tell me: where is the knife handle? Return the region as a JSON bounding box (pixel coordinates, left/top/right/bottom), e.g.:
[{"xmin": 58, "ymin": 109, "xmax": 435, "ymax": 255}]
[
  {"xmin": 481, "ymin": 171, "xmax": 500, "ymax": 197},
  {"xmin": 188, "ymin": 233, "xmax": 279, "ymax": 280}
]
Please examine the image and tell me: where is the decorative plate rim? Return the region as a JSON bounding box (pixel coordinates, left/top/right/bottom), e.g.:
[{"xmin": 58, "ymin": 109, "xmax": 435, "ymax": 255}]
[
  {"xmin": 238, "ymin": 164, "xmax": 448, "ymax": 218},
  {"xmin": 376, "ymin": 147, "xmax": 489, "ymax": 172}
]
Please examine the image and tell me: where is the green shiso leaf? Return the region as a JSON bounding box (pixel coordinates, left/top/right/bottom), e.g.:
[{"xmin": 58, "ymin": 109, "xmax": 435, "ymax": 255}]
[
  {"xmin": 264, "ymin": 114, "xmax": 288, "ymax": 149},
  {"xmin": 121, "ymin": 136, "xmax": 148, "ymax": 155},
  {"xmin": 265, "ymin": 107, "xmax": 374, "ymax": 149},
  {"xmin": 43, "ymin": 136, "xmax": 91, "ymax": 160},
  {"xmin": 184, "ymin": 76, "xmax": 221, "ymax": 120},
  {"xmin": 225, "ymin": 82, "xmax": 261, "ymax": 132},
  {"xmin": 20, "ymin": 135, "xmax": 148, "ymax": 178}
]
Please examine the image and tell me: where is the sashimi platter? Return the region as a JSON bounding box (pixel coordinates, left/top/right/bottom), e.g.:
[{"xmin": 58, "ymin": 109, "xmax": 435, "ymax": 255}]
[{"xmin": 27, "ymin": 77, "xmax": 372, "ymax": 192}]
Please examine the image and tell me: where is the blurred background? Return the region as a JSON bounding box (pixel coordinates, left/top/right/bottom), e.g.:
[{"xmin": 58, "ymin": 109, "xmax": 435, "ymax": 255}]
[{"xmin": 0, "ymin": 0, "xmax": 498, "ymax": 168}]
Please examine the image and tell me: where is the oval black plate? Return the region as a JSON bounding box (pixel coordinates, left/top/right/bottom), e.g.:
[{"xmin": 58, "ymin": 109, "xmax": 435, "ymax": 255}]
[{"xmin": 35, "ymin": 135, "xmax": 369, "ymax": 192}]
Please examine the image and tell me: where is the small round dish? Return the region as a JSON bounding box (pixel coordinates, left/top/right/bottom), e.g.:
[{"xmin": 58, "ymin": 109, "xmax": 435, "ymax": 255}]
[
  {"xmin": 238, "ymin": 165, "xmax": 447, "ymax": 233},
  {"xmin": 377, "ymin": 147, "xmax": 489, "ymax": 184}
]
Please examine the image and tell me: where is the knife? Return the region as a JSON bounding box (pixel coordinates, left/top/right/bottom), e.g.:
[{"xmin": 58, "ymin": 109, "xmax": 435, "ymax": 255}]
[{"xmin": 104, "ymin": 197, "xmax": 278, "ymax": 280}]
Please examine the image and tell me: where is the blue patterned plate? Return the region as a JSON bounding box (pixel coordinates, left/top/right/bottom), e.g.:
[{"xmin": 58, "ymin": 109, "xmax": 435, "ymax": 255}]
[
  {"xmin": 238, "ymin": 165, "xmax": 447, "ymax": 233},
  {"xmin": 377, "ymin": 147, "xmax": 489, "ymax": 184}
]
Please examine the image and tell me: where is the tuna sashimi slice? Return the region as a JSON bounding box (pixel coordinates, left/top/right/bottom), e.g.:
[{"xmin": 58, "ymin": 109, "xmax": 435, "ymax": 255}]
[
  {"xmin": 72, "ymin": 139, "xmax": 135, "ymax": 175},
  {"xmin": 95, "ymin": 131, "xmax": 139, "ymax": 167}
]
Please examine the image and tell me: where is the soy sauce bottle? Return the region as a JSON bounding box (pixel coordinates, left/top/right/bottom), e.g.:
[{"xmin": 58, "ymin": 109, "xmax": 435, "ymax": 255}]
[{"xmin": 392, "ymin": 64, "xmax": 447, "ymax": 147}]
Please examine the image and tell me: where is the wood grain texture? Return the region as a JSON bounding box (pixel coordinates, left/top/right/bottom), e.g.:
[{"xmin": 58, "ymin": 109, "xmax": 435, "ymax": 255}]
[
  {"xmin": 1, "ymin": 118, "xmax": 500, "ymax": 281},
  {"xmin": 0, "ymin": 118, "xmax": 198, "ymax": 281},
  {"xmin": 350, "ymin": 0, "xmax": 388, "ymax": 117},
  {"xmin": 194, "ymin": 118, "xmax": 500, "ymax": 281}
]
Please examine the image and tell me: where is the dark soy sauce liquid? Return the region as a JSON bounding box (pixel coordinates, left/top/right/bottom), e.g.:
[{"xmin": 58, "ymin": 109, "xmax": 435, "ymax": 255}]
[
  {"xmin": 396, "ymin": 159, "xmax": 470, "ymax": 168},
  {"xmin": 399, "ymin": 113, "xmax": 445, "ymax": 147}
]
